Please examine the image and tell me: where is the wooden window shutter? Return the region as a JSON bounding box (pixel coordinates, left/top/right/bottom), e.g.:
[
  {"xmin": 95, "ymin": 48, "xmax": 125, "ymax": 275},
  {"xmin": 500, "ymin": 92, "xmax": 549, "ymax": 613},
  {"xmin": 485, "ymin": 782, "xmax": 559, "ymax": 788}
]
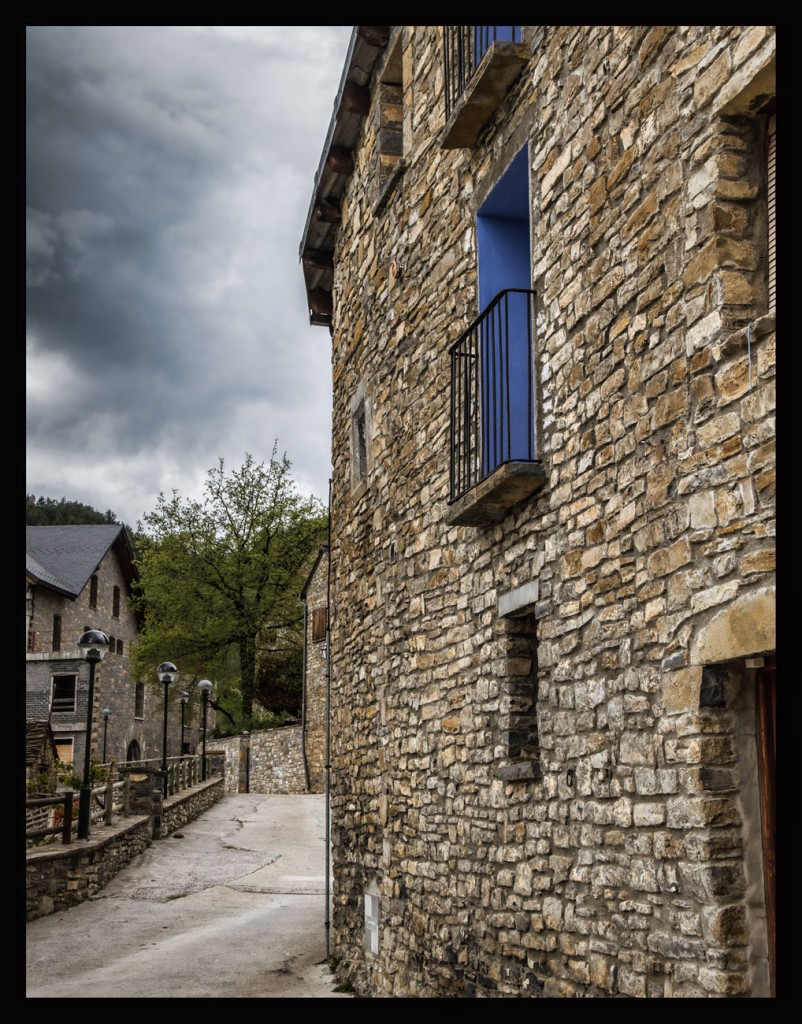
[
  {"xmin": 767, "ymin": 113, "xmax": 776, "ymax": 315},
  {"xmin": 312, "ymin": 606, "xmax": 328, "ymax": 642}
]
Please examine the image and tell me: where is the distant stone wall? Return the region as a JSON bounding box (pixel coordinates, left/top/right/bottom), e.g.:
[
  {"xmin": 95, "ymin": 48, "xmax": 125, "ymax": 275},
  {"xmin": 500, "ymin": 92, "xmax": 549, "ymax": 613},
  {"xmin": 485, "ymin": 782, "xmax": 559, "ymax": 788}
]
[
  {"xmin": 25, "ymin": 778, "xmax": 225, "ymax": 921},
  {"xmin": 303, "ymin": 549, "xmax": 329, "ymax": 793},
  {"xmin": 214, "ymin": 726, "xmax": 307, "ymax": 794}
]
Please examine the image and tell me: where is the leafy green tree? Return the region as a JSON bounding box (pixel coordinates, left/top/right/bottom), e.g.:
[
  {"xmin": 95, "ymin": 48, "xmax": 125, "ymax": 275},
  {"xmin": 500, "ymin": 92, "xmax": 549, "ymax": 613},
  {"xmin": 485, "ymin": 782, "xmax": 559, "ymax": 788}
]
[{"xmin": 131, "ymin": 448, "xmax": 327, "ymax": 724}]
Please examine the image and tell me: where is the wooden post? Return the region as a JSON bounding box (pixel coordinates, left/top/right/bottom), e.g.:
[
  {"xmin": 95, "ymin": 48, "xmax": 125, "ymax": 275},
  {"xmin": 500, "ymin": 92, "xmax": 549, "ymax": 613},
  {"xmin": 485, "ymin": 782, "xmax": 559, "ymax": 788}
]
[
  {"xmin": 104, "ymin": 773, "xmax": 113, "ymax": 824},
  {"xmin": 152, "ymin": 782, "xmax": 164, "ymax": 840},
  {"xmin": 62, "ymin": 791, "xmax": 73, "ymax": 845}
]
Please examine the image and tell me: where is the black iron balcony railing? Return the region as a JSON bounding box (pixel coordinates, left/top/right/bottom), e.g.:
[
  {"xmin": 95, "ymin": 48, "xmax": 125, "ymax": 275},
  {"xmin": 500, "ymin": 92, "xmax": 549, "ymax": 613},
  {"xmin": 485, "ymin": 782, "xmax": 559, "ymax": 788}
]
[
  {"xmin": 449, "ymin": 288, "xmax": 536, "ymax": 503},
  {"xmin": 443, "ymin": 26, "xmax": 522, "ymax": 119}
]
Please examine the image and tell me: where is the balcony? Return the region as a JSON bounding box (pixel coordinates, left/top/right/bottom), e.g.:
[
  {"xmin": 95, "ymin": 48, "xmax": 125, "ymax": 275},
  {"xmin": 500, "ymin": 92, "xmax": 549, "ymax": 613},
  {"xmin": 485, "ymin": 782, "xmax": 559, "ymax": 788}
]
[
  {"xmin": 442, "ymin": 26, "xmax": 528, "ymax": 149},
  {"xmin": 447, "ymin": 289, "xmax": 545, "ymax": 527}
]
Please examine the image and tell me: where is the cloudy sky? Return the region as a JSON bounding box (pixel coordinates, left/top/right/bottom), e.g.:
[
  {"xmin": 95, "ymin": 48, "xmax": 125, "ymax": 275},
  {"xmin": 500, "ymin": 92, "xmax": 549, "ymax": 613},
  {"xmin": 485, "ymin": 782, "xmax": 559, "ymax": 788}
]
[{"xmin": 26, "ymin": 25, "xmax": 354, "ymax": 528}]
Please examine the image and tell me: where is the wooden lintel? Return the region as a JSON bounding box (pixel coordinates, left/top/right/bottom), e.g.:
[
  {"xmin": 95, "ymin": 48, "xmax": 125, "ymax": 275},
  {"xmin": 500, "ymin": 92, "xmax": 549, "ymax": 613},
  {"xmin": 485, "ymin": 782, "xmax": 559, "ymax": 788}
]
[
  {"xmin": 302, "ymin": 250, "xmax": 334, "ymax": 271},
  {"xmin": 309, "ymin": 288, "xmax": 333, "ymax": 317},
  {"xmin": 326, "ymin": 145, "xmax": 354, "ymax": 176},
  {"xmin": 343, "ymin": 81, "xmax": 371, "ymax": 116},
  {"xmin": 314, "ymin": 196, "xmax": 340, "ymax": 223},
  {"xmin": 359, "ymin": 26, "xmax": 391, "ymax": 49}
]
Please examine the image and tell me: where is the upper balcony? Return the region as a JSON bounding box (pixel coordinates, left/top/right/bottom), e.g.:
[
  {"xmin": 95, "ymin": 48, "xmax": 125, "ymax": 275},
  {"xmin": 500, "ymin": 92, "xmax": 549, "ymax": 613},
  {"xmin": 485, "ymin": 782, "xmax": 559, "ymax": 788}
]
[
  {"xmin": 442, "ymin": 26, "xmax": 528, "ymax": 149},
  {"xmin": 447, "ymin": 289, "xmax": 545, "ymax": 527}
]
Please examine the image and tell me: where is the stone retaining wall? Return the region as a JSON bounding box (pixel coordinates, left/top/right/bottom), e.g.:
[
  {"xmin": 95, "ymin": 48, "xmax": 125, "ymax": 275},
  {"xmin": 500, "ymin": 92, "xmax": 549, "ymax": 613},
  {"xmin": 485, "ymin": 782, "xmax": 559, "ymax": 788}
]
[{"xmin": 25, "ymin": 777, "xmax": 225, "ymax": 921}]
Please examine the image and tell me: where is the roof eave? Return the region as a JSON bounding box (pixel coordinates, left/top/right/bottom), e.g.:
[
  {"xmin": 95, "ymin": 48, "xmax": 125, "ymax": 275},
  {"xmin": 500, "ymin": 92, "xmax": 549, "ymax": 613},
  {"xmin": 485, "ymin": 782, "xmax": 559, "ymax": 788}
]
[{"xmin": 299, "ymin": 26, "xmax": 392, "ymax": 328}]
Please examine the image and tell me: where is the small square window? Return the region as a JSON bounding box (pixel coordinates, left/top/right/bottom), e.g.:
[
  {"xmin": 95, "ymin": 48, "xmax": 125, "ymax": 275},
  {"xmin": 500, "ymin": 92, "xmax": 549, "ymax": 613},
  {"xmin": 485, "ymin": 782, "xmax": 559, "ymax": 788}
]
[{"xmin": 54, "ymin": 736, "xmax": 74, "ymax": 764}]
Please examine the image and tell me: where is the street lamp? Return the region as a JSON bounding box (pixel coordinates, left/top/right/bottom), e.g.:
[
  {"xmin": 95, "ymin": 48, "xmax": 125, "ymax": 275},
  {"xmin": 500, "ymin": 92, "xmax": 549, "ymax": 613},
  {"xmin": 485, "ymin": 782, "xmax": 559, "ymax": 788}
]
[
  {"xmin": 102, "ymin": 708, "xmax": 111, "ymax": 764},
  {"xmin": 77, "ymin": 630, "xmax": 110, "ymax": 840},
  {"xmin": 179, "ymin": 691, "xmax": 189, "ymax": 754},
  {"xmin": 157, "ymin": 662, "xmax": 179, "ymax": 795},
  {"xmin": 198, "ymin": 679, "xmax": 213, "ymax": 781}
]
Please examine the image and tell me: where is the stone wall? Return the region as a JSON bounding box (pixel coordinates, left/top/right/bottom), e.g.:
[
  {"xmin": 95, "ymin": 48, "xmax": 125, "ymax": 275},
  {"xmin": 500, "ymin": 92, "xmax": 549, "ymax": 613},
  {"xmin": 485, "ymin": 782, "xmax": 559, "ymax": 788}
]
[
  {"xmin": 25, "ymin": 778, "xmax": 224, "ymax": 921},
  {"xmin": 314, "ymin": 26, "xmax": 776, "ymax": 999},
  {"xmin": 214, "ymin": 726, "xmax": 308, "ymax": 794},
  {"xmin": 303, "ymin": 547, "xmax": 330, "ymax": 792}
]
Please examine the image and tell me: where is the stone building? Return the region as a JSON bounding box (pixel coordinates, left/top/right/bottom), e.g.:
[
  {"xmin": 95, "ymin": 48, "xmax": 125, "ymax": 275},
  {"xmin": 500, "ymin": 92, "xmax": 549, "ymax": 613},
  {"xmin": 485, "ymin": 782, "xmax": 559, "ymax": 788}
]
[
  {"xmin": 301, "ymin": 545, "xmax": 330, "ymax": 793},
  {"xmin": 300, "ymin": 26, "xmax": 776, "ymax": 998},
  {"xmin": 26, "ymin": 525, "xmax": 172, "ymax": 771}
]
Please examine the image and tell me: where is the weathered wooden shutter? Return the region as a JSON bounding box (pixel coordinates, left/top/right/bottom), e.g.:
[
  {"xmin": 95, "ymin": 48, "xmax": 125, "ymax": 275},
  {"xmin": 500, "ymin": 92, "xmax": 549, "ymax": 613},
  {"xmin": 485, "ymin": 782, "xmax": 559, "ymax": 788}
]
[{"xmin": 312, "ymin": 606, "xmax": 328, "ymax": 642}]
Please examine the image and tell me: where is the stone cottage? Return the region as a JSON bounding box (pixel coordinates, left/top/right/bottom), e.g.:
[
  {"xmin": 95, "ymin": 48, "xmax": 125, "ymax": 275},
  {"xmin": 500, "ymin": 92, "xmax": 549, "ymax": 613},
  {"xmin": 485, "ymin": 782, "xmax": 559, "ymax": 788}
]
[
  {"xmin": 26, "ymin": 524, "xmax": 173, "ymax": 771},
  {"xmin": 300, "ymin": 26, "xmax": 776, "ymax": 998}
]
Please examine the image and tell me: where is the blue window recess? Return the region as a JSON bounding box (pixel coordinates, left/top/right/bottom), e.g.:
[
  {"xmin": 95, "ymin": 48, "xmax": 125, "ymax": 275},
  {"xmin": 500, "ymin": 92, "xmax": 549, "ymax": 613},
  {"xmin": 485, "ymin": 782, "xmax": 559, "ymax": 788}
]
[
  {"xmin": 476, "ymin": 146, "xmax": 533, "ymax": 476},
  {"xmin": 449, "ymin": 146, "xmax": 536, "ymax": 504},
  {"xmin": 474, "ymin": 26, "xmax": 521, "ymax": 68}
]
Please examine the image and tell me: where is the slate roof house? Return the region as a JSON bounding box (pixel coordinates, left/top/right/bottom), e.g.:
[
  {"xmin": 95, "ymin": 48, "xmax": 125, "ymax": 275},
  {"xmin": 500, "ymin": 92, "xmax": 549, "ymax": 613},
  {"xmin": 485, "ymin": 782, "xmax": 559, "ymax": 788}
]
[
  {"xmin": 300, "ymin": 26, "xmax": 776, "ymax": 997},
  {"xmin": 26, "ymin": 524, "xmax": 166, "ymax": 771}
]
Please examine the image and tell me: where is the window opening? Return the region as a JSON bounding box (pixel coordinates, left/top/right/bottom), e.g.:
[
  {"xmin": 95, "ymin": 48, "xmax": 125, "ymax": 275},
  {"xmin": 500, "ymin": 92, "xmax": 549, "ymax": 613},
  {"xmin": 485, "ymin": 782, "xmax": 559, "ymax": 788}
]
[
  {"xmin": 495, "ymin": 609, "xmax": 540, "ymax": 780},
  {"xmin": 134, "ymin": 682, "xmax": 145, "ymax": 719},
  {"xmin": 52, "ymin": 614, "xmax": 61, "ymax": 652},
  {"xmin": 52, "ymin": 674, "xmax": 77, "ymax": 714},
  {"xmin": 364, "ymin": 888, "xmax": 380, "ymax": 954},
  {"xmin": 113, "ymin": 585, "xmax": 121, "ymax": 618},
  {"xmin": 89, "ymin": 574, "xmax": 98, "ymax": 608},
  {"xmin": 374, "ymin": 33, "xmax": 406, "ymax": 208},
  {"xmin": 352, "ymin": 403, "xmax": 369, "ymax": 483},
  {"xmin": 54, "ymin": 736, "xmax": 74, "ymax": 764}
]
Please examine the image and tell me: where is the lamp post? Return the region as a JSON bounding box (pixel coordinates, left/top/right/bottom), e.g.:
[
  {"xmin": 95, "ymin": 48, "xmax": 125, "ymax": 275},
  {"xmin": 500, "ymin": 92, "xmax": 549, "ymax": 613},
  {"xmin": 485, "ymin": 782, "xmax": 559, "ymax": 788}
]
[
  {"xmin": 198, "ymin": 679, "xmax": 213, "ymax": 781},
  {"xmin": 102, "ymin": 708, "xmax": 111, "ymax": 764},
  {"xmin": 77, "ymin": 630, "xmax": 110, "ymax": 841},
  {"xmin": 179, "ymin": 691, "xmax": 189, "ymax": 754},
  {"xmin": 157, "ymin": 662, "xmax": 179, "ymax": 796}
]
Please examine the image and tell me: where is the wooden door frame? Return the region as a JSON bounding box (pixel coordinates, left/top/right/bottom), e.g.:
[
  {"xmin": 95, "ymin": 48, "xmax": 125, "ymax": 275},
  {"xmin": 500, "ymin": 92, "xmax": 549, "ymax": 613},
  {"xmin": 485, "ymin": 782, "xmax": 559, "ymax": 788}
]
[{"xmin": 755, "ymin": 654, "xmax": 776, "ymax": 996}]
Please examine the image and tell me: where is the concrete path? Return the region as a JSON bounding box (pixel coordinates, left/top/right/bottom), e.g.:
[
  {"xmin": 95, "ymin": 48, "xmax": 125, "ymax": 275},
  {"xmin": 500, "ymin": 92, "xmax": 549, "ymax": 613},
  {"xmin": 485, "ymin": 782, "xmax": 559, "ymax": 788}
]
[{"xmin": 26, "ymin": 792, "xmax": 354, "ymax": 999}]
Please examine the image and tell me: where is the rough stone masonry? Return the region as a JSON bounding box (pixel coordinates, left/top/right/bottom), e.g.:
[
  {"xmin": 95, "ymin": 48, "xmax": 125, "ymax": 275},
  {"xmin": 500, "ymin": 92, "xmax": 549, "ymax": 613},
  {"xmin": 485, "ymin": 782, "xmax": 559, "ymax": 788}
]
[{"xmin": 303, "ymin": 25, "xmax": 776, "ymax": 998}]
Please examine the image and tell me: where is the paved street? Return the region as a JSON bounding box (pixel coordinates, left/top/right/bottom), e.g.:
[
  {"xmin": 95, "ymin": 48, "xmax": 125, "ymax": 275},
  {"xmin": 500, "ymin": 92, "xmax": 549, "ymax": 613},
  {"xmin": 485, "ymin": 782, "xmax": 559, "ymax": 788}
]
[{"xmin": 26, "ymin": 792, "xmax": 354, "ymax": 999}]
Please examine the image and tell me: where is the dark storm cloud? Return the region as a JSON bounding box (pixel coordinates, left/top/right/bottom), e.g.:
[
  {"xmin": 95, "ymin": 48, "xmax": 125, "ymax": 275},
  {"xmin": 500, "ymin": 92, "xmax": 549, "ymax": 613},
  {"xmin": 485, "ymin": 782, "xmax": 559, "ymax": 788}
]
[{"xmin": 26, "ymin": 25, "xmax": 352, "ymax": 526}]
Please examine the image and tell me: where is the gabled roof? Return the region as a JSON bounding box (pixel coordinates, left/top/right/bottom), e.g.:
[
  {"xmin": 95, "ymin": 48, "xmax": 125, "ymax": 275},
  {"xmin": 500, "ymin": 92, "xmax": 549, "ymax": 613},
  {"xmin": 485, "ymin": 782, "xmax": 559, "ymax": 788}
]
[
  {"xmin": 300, "ymin": 545, "xmax": 330, "ymax": 600},
  {"xmin": 26, "ymin": 524, "xmax": 138, "ymax": 597}
]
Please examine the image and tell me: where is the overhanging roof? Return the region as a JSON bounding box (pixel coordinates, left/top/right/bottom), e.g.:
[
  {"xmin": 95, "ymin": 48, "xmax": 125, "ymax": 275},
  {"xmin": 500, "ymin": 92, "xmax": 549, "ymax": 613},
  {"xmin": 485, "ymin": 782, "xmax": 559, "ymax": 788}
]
[{"xmin": 298, "ymin": 26, "xmax": 391, "ymax": 328}]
